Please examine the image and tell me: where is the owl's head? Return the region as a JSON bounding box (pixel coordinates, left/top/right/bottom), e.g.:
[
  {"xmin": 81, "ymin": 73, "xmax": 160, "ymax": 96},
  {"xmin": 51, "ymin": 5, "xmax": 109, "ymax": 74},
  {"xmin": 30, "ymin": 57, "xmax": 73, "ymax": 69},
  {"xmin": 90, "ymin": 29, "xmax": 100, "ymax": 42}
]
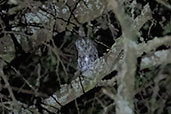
[{"xmin": 75, "ymin": 38, "xmax": 94, "ymax": 52}]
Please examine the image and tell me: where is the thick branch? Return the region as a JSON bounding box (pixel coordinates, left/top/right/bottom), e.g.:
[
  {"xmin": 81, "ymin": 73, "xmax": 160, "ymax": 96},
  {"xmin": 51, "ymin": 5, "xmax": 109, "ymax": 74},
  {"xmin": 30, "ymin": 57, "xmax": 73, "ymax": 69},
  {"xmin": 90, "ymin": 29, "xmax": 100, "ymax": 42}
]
[
  {"xmin": 140, "ymin": 49, "xmax": 171, "ymax": 70},
  {"xmin": 107, "ymin": 0, "xmax": 137, "ymax": 114}
]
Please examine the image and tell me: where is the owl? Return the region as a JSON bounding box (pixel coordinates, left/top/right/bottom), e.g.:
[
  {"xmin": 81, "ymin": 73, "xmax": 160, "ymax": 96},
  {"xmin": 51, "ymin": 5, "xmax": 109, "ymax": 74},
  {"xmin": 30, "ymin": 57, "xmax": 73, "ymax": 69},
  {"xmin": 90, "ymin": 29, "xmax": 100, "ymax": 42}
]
[{"xmin": 75, "ymin": 38, "xmax": 98, "ymax": 72}]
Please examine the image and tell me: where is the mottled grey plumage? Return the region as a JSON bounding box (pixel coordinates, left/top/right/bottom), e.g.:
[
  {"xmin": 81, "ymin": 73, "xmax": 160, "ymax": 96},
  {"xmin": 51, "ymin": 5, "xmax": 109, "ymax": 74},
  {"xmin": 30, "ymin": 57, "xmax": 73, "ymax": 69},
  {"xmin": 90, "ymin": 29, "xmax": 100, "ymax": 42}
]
[{"xmin": 75, "ymin": 38, "xmax": 98, "ymax": 72}]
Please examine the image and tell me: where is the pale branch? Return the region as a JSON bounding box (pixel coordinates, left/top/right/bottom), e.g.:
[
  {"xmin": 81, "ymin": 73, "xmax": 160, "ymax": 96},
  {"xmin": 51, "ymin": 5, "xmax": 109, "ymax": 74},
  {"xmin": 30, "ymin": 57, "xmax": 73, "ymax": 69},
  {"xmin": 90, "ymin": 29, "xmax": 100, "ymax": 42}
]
[
  {"xmin": 116, "ymin": 41, "xmax": 136, "ymax": 114},
  {"xmin": 140, "ymin": 49, "xmax": 171, "ymax": 70},
  {"xmin": 138, "ymin": 35, "xmax": 171, "ymax": 56},
  {"xmin": 113, "ymin": 36, "xmax": 171, "ymax": 71},
  {"xmin": 107, "ymin": 0, "xmax": 138, "ymax": 114},
  {"xmin": 138, "ymin": 35, "xmax": 171, "ymax": 69}
]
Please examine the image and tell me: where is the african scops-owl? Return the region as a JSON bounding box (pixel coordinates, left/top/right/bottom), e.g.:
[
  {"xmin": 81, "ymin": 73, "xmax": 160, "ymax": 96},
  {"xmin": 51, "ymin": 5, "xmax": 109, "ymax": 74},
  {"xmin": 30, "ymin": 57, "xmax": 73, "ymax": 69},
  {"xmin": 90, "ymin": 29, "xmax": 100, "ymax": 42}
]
[{"xmin": 75, "ymin": 38, "xmax": 98, "ymax": 72}]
